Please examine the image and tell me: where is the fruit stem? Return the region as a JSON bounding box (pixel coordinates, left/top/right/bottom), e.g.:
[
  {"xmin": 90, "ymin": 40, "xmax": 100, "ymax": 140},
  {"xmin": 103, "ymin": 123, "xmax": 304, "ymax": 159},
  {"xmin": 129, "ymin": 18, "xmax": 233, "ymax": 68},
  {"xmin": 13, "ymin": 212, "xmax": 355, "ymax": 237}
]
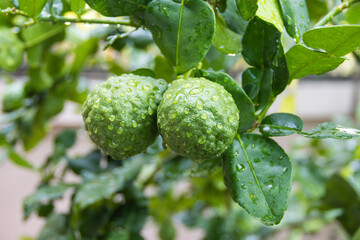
[{"xmin": 314, "ymin": 0, "xmax": 360, "ymax": 28}]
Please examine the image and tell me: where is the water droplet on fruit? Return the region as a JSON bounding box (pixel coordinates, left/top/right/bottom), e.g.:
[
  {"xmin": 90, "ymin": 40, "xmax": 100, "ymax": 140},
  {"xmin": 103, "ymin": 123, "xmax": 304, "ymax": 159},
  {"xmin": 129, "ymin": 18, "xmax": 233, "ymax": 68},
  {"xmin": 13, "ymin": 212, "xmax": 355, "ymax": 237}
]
[
  {"xmin": 196, "ymin": 100, "xmax": 203, "ymax": 110},
  {"xmin": 109, "ymin": 115, "xmax": 115, "ymax": 122},
  {"xmin": 184, "ymin": 107, "xmax": 190, "ymax": 114},
  {"xmin": 217, "ymin": 123, "xmax": 223, "ymax": 129},
  {"xmin": 132, "ymin": 121, "xmax": 138, "ymax": 128},
  {"xmin": 117, "ymin": 127, "xmax": 123, "ymax": 134},
  {"xmin": 148, "ymin": 108, "xmax": 154, "ymax": 115},
  {"xmin": 143, "ymin": 85, "xmax": 151, "ymax": 91},
  {"xmin": 108, "ymin": 124, "xmax": 114, "ymax": 130},
  {"xmin": 211, "ymin": 96, "xmax": 219, "ymax": 101},
  {"xmin": 201, "ymin": 113, "xmax": 207, "ymax": 120}
]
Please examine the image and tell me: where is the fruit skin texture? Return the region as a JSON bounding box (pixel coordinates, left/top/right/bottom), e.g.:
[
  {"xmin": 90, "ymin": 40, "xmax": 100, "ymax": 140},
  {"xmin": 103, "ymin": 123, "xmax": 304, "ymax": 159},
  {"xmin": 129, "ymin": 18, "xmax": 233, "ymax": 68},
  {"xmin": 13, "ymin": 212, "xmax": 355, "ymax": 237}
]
[
  {"xmin": 157, "ymin": 77, "xmax": 239, "ymax": 161},
  {"xmin": 82, "ymin": 74, "xmax": 167, "ymax": 160}
]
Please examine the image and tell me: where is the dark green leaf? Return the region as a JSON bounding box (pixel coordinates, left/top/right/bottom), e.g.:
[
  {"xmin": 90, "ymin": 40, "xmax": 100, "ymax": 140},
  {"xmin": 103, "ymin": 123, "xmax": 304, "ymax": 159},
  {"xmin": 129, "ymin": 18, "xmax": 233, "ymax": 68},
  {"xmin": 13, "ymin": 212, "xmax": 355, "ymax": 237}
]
[
  {"xmin": 321, "ymin": 175, "xmax": 360, "ymax": 235},
  {"xmin": 278, "ymin": 0, "xmax": 309, "ymax": 39},
  {"xmin": 131, "ymin": 68, "xmax": 157, "ymax": 78},
  {"xmin": 84, "ymin": 0, "xmax": 148, "ymax": 17},
  {"xmin": 260, "ymin": 113, "xmax": 303, "ymax": 137},
  {"xmin": 242, "ymin": 67, "xmax": 273, "ymax": 110},
  {"xmin": 68, "ymin": 150, "xmax": 101, "ymax": 175},
  {"xmin": 272, "ymin": 44, "xmax": 289, "ymax": 97},
  {"xmin": 38, "ymin": 214, "xmax": 75, "ymax": 240},
  {"xmin": 286, "ymin": 44, "xmax": 345, "ymax": 79},
  {"xmin": 0, "ymin": 27, "xmax": 24, "ymax": 72},
  {"xmin": 303, "ymin": 25, "xmax": 360, "ymax": 57},
  {"xmin": 73, "ymin": 157, "xmax": 144, "ymax": 210},
  {"xmin": 222, "ymin": 134, "xmax": 292, "ymax": 225},
  {"xmin": 153, "ymin": 55, "xmax": 175, "ymax": 82},
  {"xmin": 354, "ymin": 227, "xmax": 360, "ymax": 240},
  {"xmin": 213, "ymin": 14, "xmax": 242, "ymax": 55},
  {"xmin": 159, "ymin": 220, "xmax": 176, "ymax": 240},
  {"xmin": 305, "ymin": 0, "xmax": 327, "ymax": 22},
  {"xmin": 242, "ymin": 17, "xmax": 281, "ymax": 68},
  {"xmin": 70, "ymin": 0, "xmax": 85, "ymax": 16},
  {"xmin": 19, "ymin": 0, "xmax": 47, "ymax": 18},
  {"xmin": 236, "ymin": 0, "xmax": 258, "ymax": 21},
  {"xmin": 194, "ymin": 69, "xmax": 255, "ymax": 132},
  {"xmin": 145, "ymin": 0, "xmax": 215, "ymax": 74},
  {"xmin": 221, "ymin": 0, "xmax": 248, "ymax": 35},
  {"xmin": 204, "ymin": 46, "xmax": 239, "ymax": 71},
  {"xmin": 299, "ymin": 122, "xmax": 360, "ymax": 139},
  {"xmin": 190, "ymin": 156, "xmax": 222, "ymax": 177},
  {"xmin": 104, "ymin": 229, "xmax": 130, "ymax": 240},
  {"xmin": 24, "ymin": 184, "xmax": 73, "ymax": 219},
  {"xmin": 55, "ymin": 129, "xmax": 76, "ymax": 149}
]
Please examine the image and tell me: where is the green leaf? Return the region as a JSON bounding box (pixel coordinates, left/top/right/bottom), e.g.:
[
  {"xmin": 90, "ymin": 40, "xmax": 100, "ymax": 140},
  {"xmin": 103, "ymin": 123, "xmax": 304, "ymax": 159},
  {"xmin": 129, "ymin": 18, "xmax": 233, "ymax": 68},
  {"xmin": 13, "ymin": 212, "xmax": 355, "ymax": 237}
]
[
  {"xmin": 84, "ymin": 0, "xmax": 148, "ymax": 17},
  {"xmin": 194, "ymin": 69, "xmax": 255, "ymax": 132},
  {"xmin": 74, "ymin": 157, "xmax": 144, "ymax": 210},
  {"xmin": 278, "ymin": 0, "xmax": 309, "ymax": 39},
  {"xmin": 286, "ymin": 44, "xmax": 345, "ymax": 79},
  {"xmin": 70, "ymin": 0, "xmax": 85, "ymax": 16},
  {"xmin": 19, "ymin": 0, "xmax": 47, "ymax": 19},
  {"xmin": 299, "ymin": 122, "xmax": 360, "ymax": 139},
  {"xmin": 242, "ymin": 17, "xmax": 281, "ymax": 68},
  {"xmin": 221, "ymin": 0, "xmax": 248, "ymax": 35},
  {"xmin": 190, "ymin": 156, "xmax": 222, "ymax": 177},
  {"xmin": 222, "ymin": 134, "xmax": 292, "ymax": 225},
  {"xmin": 303, "ymin": 25, "xmax": 360, "ymax": 57},
  {"xmin": 24, "ymin": 184, "xmax": 73, "ymax": 219},
  {"xmin": 321, "ymin": 175, "xmax": 360, "ymax": 235},
  {"xmin": 159, "ymin": 220, "xmax": 176, "ymax": 240},
  {"xmin": 38, "ymin": 214, "xmax": 75, "ymax": 240},
  {"xmin": 145, "ymin": 0, "xmax": 215, "ymax": 74},
  {"xmin": 236, "ymin": 0, "xmax": 258, "ymax": 21},
  {"xmin": 55, "ymin": 129, "xmax": 76, "ymax": 149},
  {"xmin": 256, "ymin": 0, "xmax": 284, "ymax": 32},
  {"xmin": 0, "ymin": 27, "xmax": 24, "ymax": 72},
  {"xmin": 345, "ymin": 2, "xmax": 360, "ymax": 24},
  {"xmin": 213, "ymin": 14, "xmax": 242, "ymax": 55},
  {"xmin": 21, "ymin": 23, "xmax": 65, "ymax": 48},
  {"xmin": 305, "ymin": 0, "xmax": 327, "ymax": 22},
  {"xmin": 131, "ymin": 68, "xmax": 157, "ymax": 78},
  {"xmin": 204, "ymin": 46, "xmax": 239, "ymax": 72},
  {"xmin": 104, "ymin": 229, "xmax": 130, "ymax": 240},
  {"xmin": 68, "ymin": 150, "xmax": 101, "ymax": 175},
  {"xmin": 354, "ymin": 227, "xmax": 360, "ymax": 240},
  {"xmin": 8, "ymin": 150, "xmax": 35, "ymax": 170},
  {"xmin": 242, "ymin": 67, "xmax": 273, "ymax": 110},
  {"xmin": 153, "ymin": 55, "xmax": 175, "ymax": 82},
  {"xmin": 260, "ymin": 113, "xmax": 303, "ymax": 137}
]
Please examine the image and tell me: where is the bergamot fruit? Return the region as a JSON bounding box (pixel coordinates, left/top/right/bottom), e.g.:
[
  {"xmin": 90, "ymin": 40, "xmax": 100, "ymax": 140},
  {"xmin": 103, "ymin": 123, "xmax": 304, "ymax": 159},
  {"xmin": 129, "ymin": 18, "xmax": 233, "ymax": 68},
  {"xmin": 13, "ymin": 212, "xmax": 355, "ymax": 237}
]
[
  {"xmin": 82, "ymin": 74, "xmax": 167, "ymax": 160},
  {"xmin": 157, "ymin": 77, "xmax": 239, "ymax": 161}
]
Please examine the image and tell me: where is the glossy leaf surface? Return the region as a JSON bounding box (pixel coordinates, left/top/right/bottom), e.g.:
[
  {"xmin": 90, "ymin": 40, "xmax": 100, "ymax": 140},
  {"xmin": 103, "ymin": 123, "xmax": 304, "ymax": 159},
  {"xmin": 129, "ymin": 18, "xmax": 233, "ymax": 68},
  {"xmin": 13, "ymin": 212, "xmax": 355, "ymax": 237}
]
[
  {"xmin": 19, "ymin": 0, "xmax": 47, "ymax": 18},
  {"xmin": 84, "ymin": 0, "xmax": 148, "ymax": 17},
  {"xmin": 213, "ymin": 14, "xmax": 242, "ymax": 55},
  {"xmin": 286, "ymin": 44, "xmax": 345, "ymax": 79},
  {"xmin": 223, "ymin": 134, "xmax": 292, "ymax": 225},
  {"xmin": 194, "ymin": 69, "xmax": 255, "ymax": 132},
  {"xmin": 260, "ymin": 113, "xmax": 303, "ymax": 137},
  {"xmin": 300, "ymin": 122, "xmax": 360, "ymax": 139},
  {"xmin": 145, "ymin": 0, "xmax": 215, "ymax": 74},
  {"xmin": 256, "ymin": 0, "xmax": 284, "ymax": 32},
  {"xmin": 236, "ymin": 0, "xmax": 258, "ymax": 21}
]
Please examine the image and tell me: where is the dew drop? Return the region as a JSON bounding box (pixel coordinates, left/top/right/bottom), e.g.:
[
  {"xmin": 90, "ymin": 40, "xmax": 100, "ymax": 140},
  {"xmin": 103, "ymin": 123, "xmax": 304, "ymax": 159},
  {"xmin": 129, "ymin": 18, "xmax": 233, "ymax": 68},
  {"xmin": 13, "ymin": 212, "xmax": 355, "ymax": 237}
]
[
  {"xmin": 184, "ymin": 107, "xmax": 190, "ymax": 114},
  {"xmin": 108, "ymin": 124, "xmax": 114, "ymax": 130},
  {"xmin": 117, "ymin": 127, "xmax": 123, "ymax": 134},
  {"xmin": 217, "ymin": 123, "xmax": 223, "ymax": 129},
  {"xmin": 109, "ymin": 115, "xmax": 115, "ymax": 122},
  {"xmin": 148, "ymin": 108, "xmax": 154, "ymax": 115},
  {"xmin": 132, "ymin": 121, "xmax": 138, "ymax": 128},
  {"xmin": 196, "ymin": 100, "xmax": 203, "ymax": 110},
  {"xmin": 201, "ymin": 113, "xmax": 207, "ymax": 120},
  {"xmin": 236, "ymin": 164, "xmax": 245, "ymax": 173},
  {"xmin": 211, "ymin": 95, "xmax": 219, "ymax": 101}
]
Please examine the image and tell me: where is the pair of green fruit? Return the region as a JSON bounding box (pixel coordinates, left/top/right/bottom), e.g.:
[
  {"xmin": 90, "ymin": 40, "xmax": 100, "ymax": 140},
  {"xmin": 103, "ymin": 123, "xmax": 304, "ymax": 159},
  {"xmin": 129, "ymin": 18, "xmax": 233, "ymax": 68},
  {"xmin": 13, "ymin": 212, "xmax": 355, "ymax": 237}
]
[{"xmin": 82, "ymin": 74, "xmax": 239, "ymax": 161}]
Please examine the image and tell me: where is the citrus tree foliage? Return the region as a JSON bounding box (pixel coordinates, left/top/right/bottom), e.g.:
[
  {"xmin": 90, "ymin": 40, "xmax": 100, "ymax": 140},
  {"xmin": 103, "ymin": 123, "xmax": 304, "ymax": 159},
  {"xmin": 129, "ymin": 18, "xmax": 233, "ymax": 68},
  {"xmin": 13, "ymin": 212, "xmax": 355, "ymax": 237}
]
[{"xmin": 1, "ymin": 0, "xmax": 360, "ymax": 239}]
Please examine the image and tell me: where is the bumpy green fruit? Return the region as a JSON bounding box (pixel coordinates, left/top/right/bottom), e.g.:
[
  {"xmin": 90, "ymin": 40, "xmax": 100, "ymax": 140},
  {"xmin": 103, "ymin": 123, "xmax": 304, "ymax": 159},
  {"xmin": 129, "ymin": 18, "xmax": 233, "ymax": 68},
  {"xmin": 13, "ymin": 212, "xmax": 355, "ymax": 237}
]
[
  {"xmin": 157, "ymin": 77, "xmax": 239, "ymax": 161},
  {"xmin": 2, "ymin": 81, "xmax": 25, "ymax": 112},
  {"xmin": 82, "ymin": 74, "xmax": 167, "ymax": 160}
]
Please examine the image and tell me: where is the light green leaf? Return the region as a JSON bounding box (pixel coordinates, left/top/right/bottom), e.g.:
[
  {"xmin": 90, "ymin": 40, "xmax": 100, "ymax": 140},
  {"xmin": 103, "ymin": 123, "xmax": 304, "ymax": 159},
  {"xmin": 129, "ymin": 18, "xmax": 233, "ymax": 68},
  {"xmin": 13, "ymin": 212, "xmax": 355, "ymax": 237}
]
[
  {"xmin": 303, "ymin": 25, "xmax": 360, "ymax": 57},
  {"xmin": 300, "ymin": 122, "xmax": 360, "ymax": 139},
  {"xmin": 286, "ymin": 44, "xmax": 345, "ymax": 79},
  {"xmin": 256, "ymin": 0, "xmax": 284, "ymax": 32},
  {"xmin": 260, "ymin": 113, "xmax": 303, "ymax": 137},
  {"xmin": 236, "ymin": 0, "xmax": 258, "ymax": 21},
  {"xmin": 213, "ymin": 14, "xmax": 242, "ymax": 55},
  {"xmin": 19, "ymin": 0, "xmax": 47, "ymax": 19},
  {"xmin": 8, "ymin": 150, "xmax": 35, "ymax": 170},
  {"xmin": 74, "ymin": 157, "xmax": 144, "ymax": 210},
  {"xmin": 222, "ymin": 134, "xmax": 292, "ymax": 225},
  {"xmin": 70, "ymin": 0, "xmax": 85, "ymax": 16},
  {"xmin": 21, "ymin": 23, "xmax": 65, "ymax": 48},
  {"xmin": 24, "ymin": 184, "xmax": 73, "ymax": 219},
  {"xmin": 145, "ymin": 0, "xmax": 215, "ymax": 74}
]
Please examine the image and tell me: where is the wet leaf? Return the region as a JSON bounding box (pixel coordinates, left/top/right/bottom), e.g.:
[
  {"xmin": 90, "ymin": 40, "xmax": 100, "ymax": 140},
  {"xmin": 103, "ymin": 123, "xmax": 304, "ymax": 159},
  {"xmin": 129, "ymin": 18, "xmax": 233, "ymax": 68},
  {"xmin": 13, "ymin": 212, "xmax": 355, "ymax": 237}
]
[
  {"xmin": 221, "ymin": 0, "xmax": 248, "ymax": 35},
  {"xmin": 256, "ymin": 0, "xmax": 284, "ymax": 32},
  {"xmin": 145, "ymin": 0, "xmax": 215, "ymax": 74},
  {"xmin": 194, "ymin": 69, "xmax": 255, "ymax": 132},
  {"xmin": 286, "ymin": 44, "xmax": 345, "ymax": 79},
  {"xmin": 213, "ymin": 14, "xmax": 242, "ymax": 55},
  {"xmin": 260, "ymin": 113, "xmax": 303, "ymax": 137},
  {"xmin": 222, "ymin": 134, "xmax": 292, "ymax": 225},
  {"xmin": 300, "ymin": 122, "xmax": 360, "ymax": 139},
  {"xmin": 84, "ymin": 0, "xmax": 148, "ymax": 17},
  {"xmin": 236, "ymin": 0, "xmax": 258, "ymax": 21}
]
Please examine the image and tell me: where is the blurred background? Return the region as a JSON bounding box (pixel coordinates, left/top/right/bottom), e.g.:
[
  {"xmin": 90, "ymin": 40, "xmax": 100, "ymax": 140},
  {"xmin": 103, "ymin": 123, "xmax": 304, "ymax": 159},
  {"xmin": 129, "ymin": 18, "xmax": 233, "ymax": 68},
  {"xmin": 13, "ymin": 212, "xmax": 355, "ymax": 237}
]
[{"xmin": 1, "ymin": 0, "xmax": 360, "ymax": 239}]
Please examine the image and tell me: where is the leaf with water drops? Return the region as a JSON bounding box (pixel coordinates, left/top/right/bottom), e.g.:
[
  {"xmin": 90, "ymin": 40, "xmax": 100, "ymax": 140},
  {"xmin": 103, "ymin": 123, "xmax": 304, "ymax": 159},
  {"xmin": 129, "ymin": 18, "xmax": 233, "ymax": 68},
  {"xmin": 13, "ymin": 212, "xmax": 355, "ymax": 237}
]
[
  {"xmin": 194, "ymin": 69, "xmax": 255, "ymax": 132},
  {"xmin": 278, "ymin": 0, "xmax": 309, "ymax": 40},
  {"xmin": 303, "ymin": 25, "xmax": 360, "ymax": 57},
  {"xmin": 286, "ymin": 44, "xmax": 345, "ymax": 80},
  {"xmin": 222, "ymin": 134, "xmax": 292, "ymax": 225},
  {"xmin": 299, "ymin": 122, "xmax": 360, "ymax": 140},
  {"xmin": 236, "ymin": 0, "xmax": 258, "ymax": 21},
  {"xmin": 212, "ymin": 14, "xmax": 242, "ymax": 55},
  {"xmin": 260, "ymin": 113, "xmax": 303, "ymax": 137},
  {"xmin": 256, "ymin": 0, "xmax": 284, "ymax": 32},
  {"xmin": 144, "ymin": 0, "xmax": 215, "ymax": 74}
]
